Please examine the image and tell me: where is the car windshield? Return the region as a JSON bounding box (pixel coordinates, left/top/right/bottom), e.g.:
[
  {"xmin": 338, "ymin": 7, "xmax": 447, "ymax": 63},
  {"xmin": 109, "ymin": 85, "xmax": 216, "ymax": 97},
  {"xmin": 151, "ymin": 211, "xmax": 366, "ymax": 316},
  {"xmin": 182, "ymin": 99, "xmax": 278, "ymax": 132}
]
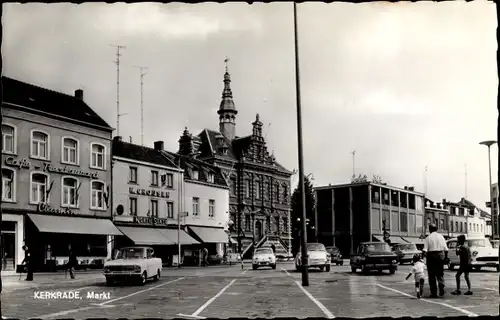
[
  {"xmin": 327, "ymin": 247, "xmax": 339, "ymax": 253},
  {"xmin": 363, "ymin": 243, "xmax": 391, "ymax": 252},
  {"xmin": 255, "ymin": 248, "xmax": 273, "ymax": 255},
  {"xmin": 307, "ymin": 243, "xmax": 326, "ymax": 251},
  {"xmin": 467, "ymin": 239, "xmax": 490, "ymax": 247},
  {"xmin": 491, "ymin": 241, "xmax": 499, "ymax": 248},
  {"xmin": 397, "ymin": 244, "xmax": 417, "ymax": 251},
  {"xmin": 116, "ymin": 247, "xmax": 146, "ymax": 259}
]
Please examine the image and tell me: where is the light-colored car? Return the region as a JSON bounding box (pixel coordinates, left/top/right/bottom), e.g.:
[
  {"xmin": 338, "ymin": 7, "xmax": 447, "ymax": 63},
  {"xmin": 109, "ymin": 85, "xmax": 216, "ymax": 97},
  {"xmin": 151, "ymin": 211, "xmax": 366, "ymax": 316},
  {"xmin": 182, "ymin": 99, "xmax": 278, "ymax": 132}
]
[
  {"xmin": 295, "ymin": 243, "xmax": 331, "ymax": 272},
  {"xmin": 252, "ymin": 247, "xmax": 276, "ymax": 270},
  {"xmin": 391, "ymin": 243, "xmax": 422, "ymax": 265},
  {"xmin": 490, "ymin": 240, "xmax": 499, "ymax": 249},
  {"xmin": 446, "ymin": 238, "xmax": 499, "ymax": 272},
  {"xmin": 103, "ymin": 246, "xmax": 162, "ymax": 286}
]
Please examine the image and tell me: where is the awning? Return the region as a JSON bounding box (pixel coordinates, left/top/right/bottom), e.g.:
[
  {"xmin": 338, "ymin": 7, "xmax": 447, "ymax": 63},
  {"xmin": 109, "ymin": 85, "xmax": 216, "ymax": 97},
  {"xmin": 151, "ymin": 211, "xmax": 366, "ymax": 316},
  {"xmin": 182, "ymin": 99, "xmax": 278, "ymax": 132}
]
[
  {"xmin": 28, "ymin": 214, "xmax": 123, "ymax": 236},
  {"xmin": 117, "ymin": 226, "xmax": 175, "ymax": 245},
  {"xmin": 373, "ymin": 235, "xmax": 384, "ymax": 242},
  {"xmin": 157, "ymin": 228, "xmax": 200, "ymax": 245},
  {"xmin": 188, "ymin": 226, "xmax": 229, "ymax": 243},
  {"xmin": 402, "ymin": 236, "xmax": 425, "ymax": 245}
]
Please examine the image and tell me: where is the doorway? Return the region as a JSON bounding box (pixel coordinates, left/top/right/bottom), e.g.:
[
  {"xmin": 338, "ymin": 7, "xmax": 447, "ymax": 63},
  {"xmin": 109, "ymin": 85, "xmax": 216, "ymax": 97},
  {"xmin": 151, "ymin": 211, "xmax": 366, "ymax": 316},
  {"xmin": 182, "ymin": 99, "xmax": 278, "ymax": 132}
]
[
  {"xmin": 255, "ymin": 220, "xmax": 263, "ymax": 243},
  {"xmin": 2, "ymin": 233, "xmax": 15, "ymax": 271}
]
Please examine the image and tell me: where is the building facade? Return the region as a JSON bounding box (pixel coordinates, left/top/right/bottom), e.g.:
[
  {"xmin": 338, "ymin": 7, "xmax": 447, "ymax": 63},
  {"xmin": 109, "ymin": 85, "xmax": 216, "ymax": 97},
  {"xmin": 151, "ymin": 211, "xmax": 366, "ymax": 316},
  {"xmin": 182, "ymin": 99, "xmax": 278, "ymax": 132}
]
[
  {"xmin": 1, "ymin": 76, "xmax": 121, "ymax": 271},
  {"xmin": 173, "ymin": 66, "xmax": 293, "ymax": 259},
  {"xmin": 163, "ymin": 150, "xmax": 230, "ymax": 257},
  {"xmin": 491, "ymin": 182, "xmax": 499, "ymax": 238},
  {"xmin": 111, "ymin": 138, "xmax": 199, "ymax": 266},
  {"xmin": 315, "ymin": 182, "xmax": 425, "ymax": 256},
  {"xmin": 424, "ymin": 198, "xmax": 451, "ymax": 238},
  {"xmin": 444, "ymin": 198, "xmax": 487, "ymax": 239}
]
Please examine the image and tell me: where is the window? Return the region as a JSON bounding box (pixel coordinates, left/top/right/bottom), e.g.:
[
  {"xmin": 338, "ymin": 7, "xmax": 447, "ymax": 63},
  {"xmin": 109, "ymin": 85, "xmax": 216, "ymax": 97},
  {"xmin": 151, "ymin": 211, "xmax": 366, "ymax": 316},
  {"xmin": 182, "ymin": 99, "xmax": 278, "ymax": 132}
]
[
  {"xmin": 391, "ymin": 191, "xmax": 399, "ymax": 206},
  {"xmin": 91, "ymin": 143, "xmax": 105, "ymax": 169},
  {"xmin": 207, "ymin": 173, "xmax": 214, "ymax": 183},
  {"xmin": 150, "ymin": 200, "xmax": 158, "ymax": 217},
  {"xmin": 265, "ymin": 182, "xmax": 271, "ymax": 200},
  {"xmin": 2, "ymin": 169, "xmax": 15, "ymax": 201},
  {"xmin": 283, "ymin": 185, "xmax": 288, "ymax": 201},
  {"xmin": 469, "ymin": 223, "xmax": 471, "ymax": 232},
  {"xmin": 31, "ymin": 130, "xmax": 49, "ymax": 159},
  {"xmin": 129, "ymin": 167, "xmax": 138, "ymax": 183},
  {"xmin": 62, "ymin": 177, "xmax": 79, "ymax": 207},
  {"xmin": 245, "ymin": 215, "xmax": 251, "ymax": 231},
  {"xmin": 245, "ymin": 180, "xmax": 251, "ymax": 198},
  {"xmin": 129, "ymin": 198, "xmax": 137, "ymax": 215},
  {"xmin": 416, "ymin": 215, "xmax": 423, "ymax": 234},
  {"xmin": 151, "ymin": 170, "xmax": 159, "ymax": 186},
  {"xmin": 192, "ymin": 197, "xmax": 199, "ymax": 216},
  {"xmin": 209, "ymin": 199, "xmax": 215, "ymax": 217},
  {"xmin": 440, "ymin": 219, "xmax": 445, "ymax": 230},
  {"xmin": 162, "ymin": 173, "xmax": 174, "ymax": 188},
  {"xmin": 255, "ymin": 180, "xmax": 261, "ymax": 199},
  {"xmin": 391, "ymin": 211, "xmax": 399, "ymax": 231},
  {"xmin": 372, "ymin": 190, "xmax": 380, "ymax": 203},
  {"xmin": 192, "ymin": 170, "xmax": 199, "ymax": 180},
  {"xmin": 31, "ymin": 173, "xmax": 48, "ymax": 204},
  {"xmin": 450, "ymin": 221, "xmax": 453, "ymax": 232},
  {"xmin": 91, "ymin": 181, "xmax": 105, "ymax": 210},
  {"xmin": 459, "ymin": 208, "xmax": 464, "ymax": 215},
  {"xmin": 456, "ymin": 221, "xmax": 459, "ymax": 232},
  {"xmin": 2, "ymin": 124, "xmax": 15, "ymax": 154},
  {"xmin": 167, "ymin": 202, "xmax": 174, "ymax": 218},
  {"xmin": 460, "ymin": 222, "xmax": 463, "ymax": 232},
  {"xmin": 382, "ymin": 190, "xmax": 389, "ymax": 205},
  {"xmin": 230, "ymin": 178, "xmax": 237, "ymax": 195},
  {"xmin": 274, "ymin": 184, "xmax": 280, "ymax": 202},
  {"xmin": 267, "ymin": 216, "xmax": 271, "ymax": 232},
  {"xmin": 283, "ymin": 217, "xmax": 288, "ymax": 232},
  {"xmin": 400, "ymin": 212, "xmax": 408, "ymax": 232},
  {"xmin": 400, "ymin": 193, "xmax": 408, "ymax": 207},
  {"xmin": 275, "ymin": 216, "xmax": 280, "ymax": 233},
  {"xmin": 408, "ymin": 194, "xmax": 416, "ymax": 209},
  {"xmin": 62, "ymin": 137, "xmax": 79, "ymax": 164}
]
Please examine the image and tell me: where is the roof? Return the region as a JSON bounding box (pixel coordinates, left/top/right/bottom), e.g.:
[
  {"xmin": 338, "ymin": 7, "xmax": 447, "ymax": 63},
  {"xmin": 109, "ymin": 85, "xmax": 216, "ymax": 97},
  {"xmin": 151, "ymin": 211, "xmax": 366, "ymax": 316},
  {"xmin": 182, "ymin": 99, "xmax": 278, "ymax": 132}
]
[
  {"xmin": 2, "ymin": 76, "xmax": 112, "ymax": 130},
  {"xmin": 112, "ymin": 139, "xmax": 179, "ymax": 169},
  {"xmin": 315, "ymin": 182, "xmax": 425, "ymax": 196}
]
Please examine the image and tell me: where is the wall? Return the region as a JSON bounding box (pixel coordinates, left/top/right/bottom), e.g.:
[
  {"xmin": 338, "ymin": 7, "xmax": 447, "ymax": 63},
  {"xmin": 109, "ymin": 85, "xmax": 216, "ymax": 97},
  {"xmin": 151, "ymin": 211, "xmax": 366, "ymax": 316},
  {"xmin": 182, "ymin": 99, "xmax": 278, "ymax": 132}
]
[
  {"xmin": 2, "ymin": 108, "xmax": 112, "ymax": 218},
  {"xmin": 183, "ymin": 180, "xmax": 229, "ymax": 229},
  {"xmin": 112, "ymin": 158, "xmax": 181, "ymax": 223},
  {"xmin": 315, "ymin": 188, "xmax": 333, "ymax": 246},
  {"xmin": 466, "ymin": 213, "xmax": 486, "ymax": 238}
]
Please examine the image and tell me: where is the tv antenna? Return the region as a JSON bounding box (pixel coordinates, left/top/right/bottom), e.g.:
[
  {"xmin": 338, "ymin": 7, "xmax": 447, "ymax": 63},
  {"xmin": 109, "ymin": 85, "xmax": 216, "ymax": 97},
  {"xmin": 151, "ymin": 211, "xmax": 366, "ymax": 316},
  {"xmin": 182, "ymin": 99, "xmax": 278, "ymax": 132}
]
[
  {"xmin": 132, "ymin": 66, "xmax": 148, "ymax": 146},
  {"xmin": 110, "ymin": 44, "xmax": 127, "ymax": 137}
]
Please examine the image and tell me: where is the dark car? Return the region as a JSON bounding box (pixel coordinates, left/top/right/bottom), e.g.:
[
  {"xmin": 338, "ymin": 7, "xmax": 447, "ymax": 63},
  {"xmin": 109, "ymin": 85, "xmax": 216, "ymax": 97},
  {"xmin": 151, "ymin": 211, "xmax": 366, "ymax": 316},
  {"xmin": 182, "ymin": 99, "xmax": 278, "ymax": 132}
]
[
  {"xmin": 326, "ymin": 246, "xmax": 343, "ymax": 265},
  {"xmin": 391, "ymin": 243, "xmax": 422, "ymax": 265},
  {"xmin": 350, "ymin": 242, "xmax": 398, "ymax": 275}
]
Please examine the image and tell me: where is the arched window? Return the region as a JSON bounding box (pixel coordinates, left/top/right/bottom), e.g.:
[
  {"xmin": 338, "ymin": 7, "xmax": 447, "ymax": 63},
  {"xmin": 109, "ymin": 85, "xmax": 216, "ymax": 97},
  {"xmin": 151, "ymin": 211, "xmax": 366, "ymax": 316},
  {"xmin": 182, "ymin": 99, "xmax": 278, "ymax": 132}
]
[
  {"xmin": 282, "ymin": 184, "xmax": 288, "ymax": 202},
  {"xmin": 62, "ymin": 137, "xmax": 79, "ymax": 165},
  {"xmin": 255, "ymin": 180, "xmax": 261, "ymax": 199},
  {"xmin": 31, "ymin": 173, "xmax": 49, "ymax": 204},
  {"xmin": 2, "ymin": 169, "xmax": 15, "ymax": 201},
  {"xmin": 274, "ymin": 184, "xmax": 280, "ymax": 202},
  {"xmin": 91, "ymin": 143, "xmax": 106, "ymax": 169},
  {"xmin": 91, "ymin": 181, "xmax": 105, "ymax": 210},
  {"xmin": 31, "ymin": 130, "xmax": 49, "ymax": 159},
  {"xmin": 2, "ymin": 124, "xmax": 16, "ymax": 154},
  {"xmin": 62, "ymin": 177, "xmax": 79, "ymax": 207}
]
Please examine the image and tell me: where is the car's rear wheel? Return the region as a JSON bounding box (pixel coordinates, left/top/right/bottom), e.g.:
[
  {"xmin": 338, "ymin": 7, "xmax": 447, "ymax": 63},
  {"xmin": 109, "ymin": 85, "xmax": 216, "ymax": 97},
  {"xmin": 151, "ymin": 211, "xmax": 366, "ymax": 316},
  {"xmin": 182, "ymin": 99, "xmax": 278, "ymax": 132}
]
[
  {"xmin": 154, "ymin": 269, "xmax": 161, "ymax": 281},
  {"xmin": 389, "ymin": 268, "xmax": 396, "ymax": 275},
  {"xmin": 361, "ymin": 265, "xmax": 369, "ymax": 274},
  {"xmin": 351, "ymin": 266, "xmax": 356, "ymax": 273}
]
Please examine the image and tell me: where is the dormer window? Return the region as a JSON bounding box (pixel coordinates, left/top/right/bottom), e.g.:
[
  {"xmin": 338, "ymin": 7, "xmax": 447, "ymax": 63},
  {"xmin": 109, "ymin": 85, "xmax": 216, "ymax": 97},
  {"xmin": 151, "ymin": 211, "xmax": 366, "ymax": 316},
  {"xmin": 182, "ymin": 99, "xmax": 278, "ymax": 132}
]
[
  {"xmin": 192, "ymin": 170, "xmax": 199, "ymax": 180},
  {"xmin": 207, "ymin": 173, "xmax": 214, "ymax": 183}
]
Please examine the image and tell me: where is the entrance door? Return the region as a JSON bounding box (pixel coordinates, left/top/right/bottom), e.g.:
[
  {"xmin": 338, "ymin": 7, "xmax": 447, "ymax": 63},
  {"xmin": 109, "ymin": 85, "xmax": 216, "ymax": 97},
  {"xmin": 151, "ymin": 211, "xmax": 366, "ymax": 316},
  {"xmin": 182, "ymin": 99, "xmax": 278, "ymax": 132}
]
[
  {"xmin": 255, "ymin": 221, "xmax": 263, "ymax": 243},
  {"xmin": 2, "ymin": 233, "xmax": 15, "ymax": 271}
]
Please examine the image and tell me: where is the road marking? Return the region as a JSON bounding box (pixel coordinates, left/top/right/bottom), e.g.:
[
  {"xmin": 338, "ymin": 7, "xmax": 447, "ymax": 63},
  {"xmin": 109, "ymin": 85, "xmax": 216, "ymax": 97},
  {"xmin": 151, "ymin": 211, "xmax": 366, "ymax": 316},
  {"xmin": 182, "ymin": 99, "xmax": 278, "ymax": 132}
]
[
  {"xmin": 482, "ymin": 287, "xmax": 498, "ymax": 291},
  {"xmin": 241, "ymin": 269, "xmax": 249, "ymax": 275},
  {"xmin": 75, "ymin": 285, "xmax": 93, "ymax": 291},
  {"xmin": 376, "ymin": 284, "xmax": 478, "ymax": 317},
  {"xmin": 295, "ymin": 281, "xmax": 335, "ymax": 319},
  {"xmin": 190, "ymin": 279, "xmax": 237, "ymax": 317},
  {"xmin": 177, "ymin": 314, "xmax": 207, "ymax": 319},
  {"xmin": 38, "ymin": 306, "xmax": 97, "ymax": 319},
  {"xmin": 99, "ymin": 277, "xmax": 185, "ymax": 306},
  {"xmin": 281, "ymin": 268, "xmax": 291, "ymax": 277}
]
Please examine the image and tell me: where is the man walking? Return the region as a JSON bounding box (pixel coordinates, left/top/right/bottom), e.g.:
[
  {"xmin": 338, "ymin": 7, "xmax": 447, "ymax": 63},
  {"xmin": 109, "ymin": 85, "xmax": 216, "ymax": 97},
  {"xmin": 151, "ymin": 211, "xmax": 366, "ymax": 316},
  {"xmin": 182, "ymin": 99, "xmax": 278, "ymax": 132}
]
[
  {"xmin": 21, "ymin": 245, "xmax": 33, "ymax": 281},
  {"xmin": 67, "ymin": 247, "xmax": 77, "ymax": 279},
  {"xmin": 422, "ymin": 223, "xmax": 449, "ymax": 298}
]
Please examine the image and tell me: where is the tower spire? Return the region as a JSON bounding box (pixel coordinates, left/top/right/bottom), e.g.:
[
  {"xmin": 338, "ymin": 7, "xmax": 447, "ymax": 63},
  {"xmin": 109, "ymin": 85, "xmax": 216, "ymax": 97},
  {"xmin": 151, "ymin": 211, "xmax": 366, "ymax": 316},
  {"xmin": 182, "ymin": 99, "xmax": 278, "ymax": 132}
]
[{"xmin": 217, "ymin": 57, "xmax": 238, "ymax": 140}]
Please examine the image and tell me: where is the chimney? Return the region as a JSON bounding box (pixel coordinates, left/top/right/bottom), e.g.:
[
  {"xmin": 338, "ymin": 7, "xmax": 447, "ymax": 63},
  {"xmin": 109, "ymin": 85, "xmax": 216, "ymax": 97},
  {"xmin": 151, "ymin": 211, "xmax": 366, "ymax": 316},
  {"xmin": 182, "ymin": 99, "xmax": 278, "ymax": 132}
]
[
  {"xmin": 75, "ymin": 89, "xmax": 84, "ymax": 100},
  {"xmin": 409, "ymin": 186, "xmax": 414, "ymax": 191},
  {"xmin": 442, "ymin": 199, "xmax": 447, "ymax": 205},
  {"xmin": 404, "ymin": 186, "xmax": 408, "ymax": 190},
  {"xmin": 129, "ymin": 136, "xmax": 133, "ymax": 143},
  {"xmin": 114, "ymin": 136, "xmax": 122, "ymax": 142},
  {"xmin": 154, "ymin": 141, "xmax": 164, "ymax": 151}
]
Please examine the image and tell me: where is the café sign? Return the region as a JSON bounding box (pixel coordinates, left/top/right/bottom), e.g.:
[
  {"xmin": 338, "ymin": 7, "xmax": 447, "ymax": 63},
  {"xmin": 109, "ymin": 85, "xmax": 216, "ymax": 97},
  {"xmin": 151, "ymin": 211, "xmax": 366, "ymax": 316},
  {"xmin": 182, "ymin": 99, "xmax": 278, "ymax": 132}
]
[
  {"xmin": 129, "ymin": 187, "xmax": 169, "ymax": 198},
  {"xmin": 37, "ymin": 202, "xmax": 76, "ymax": 216},
  {"xmin": 133, "ymin": 216, "xmax": 169, "ymax": 226},
  {"xmin": 4, "ymin": 157, "xmax": 99, "ymax": 179}
]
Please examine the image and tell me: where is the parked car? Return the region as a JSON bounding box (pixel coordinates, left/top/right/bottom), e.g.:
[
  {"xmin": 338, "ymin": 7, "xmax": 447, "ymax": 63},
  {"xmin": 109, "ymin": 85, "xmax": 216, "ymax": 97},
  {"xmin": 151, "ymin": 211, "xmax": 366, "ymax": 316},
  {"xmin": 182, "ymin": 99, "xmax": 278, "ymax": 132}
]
[
  {"xmin": 350, "ymin": 242, "xmax": 398, "ymax": 274},
  {"xmin": 295, "ymin": 243, "xmax": 331, "ymax": 272},
  {"xmin": 446, "ymin": 238, "xmax": 499, "ymax": 271},
  {"xmin": 103, "ymin": 246, "xmax": 162, "ymax": 286},
  {"xmin": 326, "ymin": 246, "xmax": 343, "ymax": 265},
  {"xmin": 252, "ymin": 247, "xmax": 277, "ymax": 270},
  {"xmin": 391, "ymin": 243, "xmax": 422, "ymax": 265}
]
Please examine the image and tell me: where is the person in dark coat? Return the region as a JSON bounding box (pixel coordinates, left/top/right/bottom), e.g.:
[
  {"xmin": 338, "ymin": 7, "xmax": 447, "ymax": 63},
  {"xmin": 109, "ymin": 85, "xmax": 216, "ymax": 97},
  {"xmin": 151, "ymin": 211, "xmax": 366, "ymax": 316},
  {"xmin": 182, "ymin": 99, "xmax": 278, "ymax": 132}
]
[
  {"xmin": 271, "ymin": 244, "xmax": 276, "ymax": 254},
  {"xmin": 67, "ymin": 248, "xmax": 77, "ymax": 279},
  {"xmin": 451, "ymin": 235, "xmax": 473, "ymax": 295},
  {"xmin": 22, "ymin": 245, "xmax": 33, "ymax": 281}
]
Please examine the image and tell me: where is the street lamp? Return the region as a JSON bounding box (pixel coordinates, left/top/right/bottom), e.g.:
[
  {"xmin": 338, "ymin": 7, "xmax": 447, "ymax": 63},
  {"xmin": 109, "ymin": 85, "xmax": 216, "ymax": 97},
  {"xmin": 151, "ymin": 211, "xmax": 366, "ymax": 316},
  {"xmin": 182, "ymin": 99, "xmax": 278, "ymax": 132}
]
[{"xmin": 479, "ymin": 140, "xmax": 497, "ymax": 238}]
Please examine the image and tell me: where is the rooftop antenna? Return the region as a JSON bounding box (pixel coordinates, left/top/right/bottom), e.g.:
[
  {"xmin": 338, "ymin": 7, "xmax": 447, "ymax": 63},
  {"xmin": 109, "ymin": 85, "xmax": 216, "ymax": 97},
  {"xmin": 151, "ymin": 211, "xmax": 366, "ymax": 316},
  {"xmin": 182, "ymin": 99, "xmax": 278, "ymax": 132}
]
[
  {"xmin": 351, "ymin": 150, "xmax": 356, "ymax": 177},
  {"xmin": 132, "ymin": 66, "xmax": 148, "ymax": 146},
  {"xmin": 424, "ymin": 165, "xmax": 428, "ymax": 195},
  {"xmin": 110, "ymin": 44, "xmax": 127, "ymax": 137}
]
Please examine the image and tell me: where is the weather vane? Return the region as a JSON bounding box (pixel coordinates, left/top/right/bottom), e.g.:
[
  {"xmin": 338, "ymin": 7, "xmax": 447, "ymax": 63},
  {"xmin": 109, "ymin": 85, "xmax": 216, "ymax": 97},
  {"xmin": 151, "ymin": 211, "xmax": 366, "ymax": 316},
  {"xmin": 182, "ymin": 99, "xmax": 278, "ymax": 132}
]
[{"xmin": 224, "ymin": 56, "xmax": 230, "ymax": 72}]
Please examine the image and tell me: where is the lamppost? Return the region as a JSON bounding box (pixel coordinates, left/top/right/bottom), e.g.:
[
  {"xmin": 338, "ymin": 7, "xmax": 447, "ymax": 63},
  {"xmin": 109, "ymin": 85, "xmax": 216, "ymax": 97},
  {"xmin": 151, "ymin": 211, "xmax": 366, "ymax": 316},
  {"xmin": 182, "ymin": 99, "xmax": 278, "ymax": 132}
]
[{"xmin": 479, "ymin": 140, "xmax": 497, "ymax": 238}]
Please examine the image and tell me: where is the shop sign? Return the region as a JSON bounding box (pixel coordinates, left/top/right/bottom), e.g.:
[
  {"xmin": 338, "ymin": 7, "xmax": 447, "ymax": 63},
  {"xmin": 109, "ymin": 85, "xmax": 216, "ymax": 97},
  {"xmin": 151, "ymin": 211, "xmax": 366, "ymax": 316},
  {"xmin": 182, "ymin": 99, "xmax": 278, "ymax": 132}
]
[
  {"xmin": 4, "ymin": 156, "xmax": 99, "ymax": 179},
  {"xmin": 129, "ymin": 187, "xmax": 169, "ymax": 198},
  {"xmin": 133, "ymin": 216, "xmax": 169, "ymax": 225},
  {"xmin": 37, "ymin": 202, "xmax": 76, "ymax": 216}
]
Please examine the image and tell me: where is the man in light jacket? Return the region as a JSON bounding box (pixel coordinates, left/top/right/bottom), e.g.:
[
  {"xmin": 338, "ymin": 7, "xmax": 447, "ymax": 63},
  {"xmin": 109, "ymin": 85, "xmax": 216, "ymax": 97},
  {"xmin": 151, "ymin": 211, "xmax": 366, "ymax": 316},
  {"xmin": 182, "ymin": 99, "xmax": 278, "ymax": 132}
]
[{"xmin": 422, "ymin": 223, "xmax": 449, "ymax": 298}]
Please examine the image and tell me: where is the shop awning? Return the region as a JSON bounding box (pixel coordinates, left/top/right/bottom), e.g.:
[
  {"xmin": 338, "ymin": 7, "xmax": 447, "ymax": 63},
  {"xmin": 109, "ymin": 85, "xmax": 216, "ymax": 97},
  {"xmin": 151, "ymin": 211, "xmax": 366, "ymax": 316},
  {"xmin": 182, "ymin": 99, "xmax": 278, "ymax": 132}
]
[
  {"xmin": 28, "ymin": 214, "xmax": 123, "ymax": 236},
  {"xmin": 157, "ymin": 228, "xmax": 200, "ymax": 245},
  {"xmin": 402, "ymin": 236, "xmax": 425, "ymax": 245},
  {"xmin": 188, "ymin": 226, "xmax": 229, "ymax": 244},
  {"xmin": 117, "ymin": 226, "xmax": 175, "ymax": 245}
]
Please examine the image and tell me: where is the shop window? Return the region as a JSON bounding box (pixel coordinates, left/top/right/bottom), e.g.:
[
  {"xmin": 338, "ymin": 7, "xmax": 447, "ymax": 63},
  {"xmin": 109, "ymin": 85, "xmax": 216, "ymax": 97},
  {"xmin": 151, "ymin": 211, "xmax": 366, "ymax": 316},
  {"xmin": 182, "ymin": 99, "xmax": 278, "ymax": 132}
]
[
  {"xmin": 31, "ymin": 130, "xmax": 49, "ymax": 160},
  {"xmin": 62, "ymin": 137, "xmax": 79, "ymax": 165},
  {"xmin": 150, "ymin": 200, "xmax": 158, "ymax": 217},
  {"xmin": 62, "ymin": 177, "xmax": 79, "ymax": 207},
  {"xmin": 408, "ymin": 194, "xmax": 416, "ymax": 209},
  {"xmin": 400, "ymin": 193, "xmax": 408, "ymax": 207},
  {"xmin": 192, "ymin": 197, "xmax": 199, "ymax": 216},
  {"xmin": 391, "ymin": 191, "xmax": 399, "ymax": 206},
  {"xmin": 129, "ymin": 198, "xmax": 137, "ymax": 215},
  {"xmin": 2, "ymin": 124, "xmax": 16, "ymax": 154},
  {"xmin": 255, "ymin": 180, "xmax": 261, "ymax": 199},
  {"xmin": 151, "ymin": 170, "xmax": 159, "ymax": 186},
  {"xmin": 209, "ymin": 199, "xmax": 215, "ymax": 217},
  {"xmin": 2, "ymin": 169, "xmax": 15, "ymax": 202},
  {"xmin": 372, "ymin": 189, "xmax": 380, "ymax": 203},
  {"xmin": 91, "ymin": 143, "xmax": 106, "ymax": 169},
  {"xmin": 129, "ymin": 167, "xmax": 138, "ymax": 183},
  {"xmin": 167, "ymin": 202, "xmax": 174, "ymax": 218},
  {"xmin": 31, "ymin": 172, "xmax": 49, "ymax": 204},
  {"xmin": 91, "ymin": 181, "xmax": 105, "ymax": 210},
  {"xmin": 400, "ymin": 212, "xmax": 408, "ymax": 232}
]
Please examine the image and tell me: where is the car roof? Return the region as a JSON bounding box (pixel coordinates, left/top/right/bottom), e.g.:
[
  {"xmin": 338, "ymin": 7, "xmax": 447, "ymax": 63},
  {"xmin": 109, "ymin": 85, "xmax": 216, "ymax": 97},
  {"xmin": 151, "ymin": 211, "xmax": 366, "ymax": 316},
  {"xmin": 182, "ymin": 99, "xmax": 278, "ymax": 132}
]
[{"xmin": 360, "ymin": 242, "xmax": 382, "ymax": 245}]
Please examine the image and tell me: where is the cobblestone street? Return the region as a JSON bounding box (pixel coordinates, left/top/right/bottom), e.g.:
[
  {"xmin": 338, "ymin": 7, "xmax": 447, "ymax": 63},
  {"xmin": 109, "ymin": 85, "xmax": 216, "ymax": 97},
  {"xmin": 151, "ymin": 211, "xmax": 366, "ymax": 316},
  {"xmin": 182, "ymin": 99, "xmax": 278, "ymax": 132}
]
[{"xmin": 2, "ymin": 262, "xmax": 499, "ymax": 319}]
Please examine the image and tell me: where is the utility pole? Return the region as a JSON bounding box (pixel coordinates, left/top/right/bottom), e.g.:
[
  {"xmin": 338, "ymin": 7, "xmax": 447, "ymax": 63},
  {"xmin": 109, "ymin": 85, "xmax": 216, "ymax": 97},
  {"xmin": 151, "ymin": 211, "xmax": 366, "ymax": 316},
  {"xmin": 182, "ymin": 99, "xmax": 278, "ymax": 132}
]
[
  {"xmin": 111, "ymin": 44, "xmax": 127, "ymax": 137},
  {"xmin": 132, "ymin": 66, "xmax": 148, "ymax": 146},
  {"xmin": 0, "ymin": 88, "xmax": 3, "ymax": 318},
  {"xmin": 424, "ymin": 166, "xmax": 428, "ymax": 196},
  {"xmin": 351, "ymin": 150, "xmax": 356, "ymax": 178},
  {"xmin": 465, "ymin": 163, "xmax": 468, "ymax": 199}
]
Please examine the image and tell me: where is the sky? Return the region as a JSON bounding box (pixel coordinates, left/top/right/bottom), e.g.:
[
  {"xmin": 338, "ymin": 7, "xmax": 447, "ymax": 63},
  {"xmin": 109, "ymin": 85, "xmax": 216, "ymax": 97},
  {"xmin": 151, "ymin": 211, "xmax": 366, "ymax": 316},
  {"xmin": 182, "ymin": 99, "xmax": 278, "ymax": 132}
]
[{"xmin": 2, "ymin": 1, "xmax": 498, "ymax": 211}]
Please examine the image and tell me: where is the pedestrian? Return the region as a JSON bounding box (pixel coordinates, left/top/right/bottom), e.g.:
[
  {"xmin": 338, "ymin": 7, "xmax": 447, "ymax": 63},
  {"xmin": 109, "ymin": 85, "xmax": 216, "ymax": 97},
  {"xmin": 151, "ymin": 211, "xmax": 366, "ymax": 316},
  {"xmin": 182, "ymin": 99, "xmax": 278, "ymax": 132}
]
[
  {"xmin": 422, "ymin": 223, "xmax": 449, "ymax": 298},
  {"xmin": 405, "ymin": 254, "xmax": 427, "ymax": 299},
  {"xmin": 271, "ymin": 244, "xmax": 276, "ymax": 254},
  {"xmin": 21, "ymin": 245, "xmax": 33, "ymax": 281},
  {"xmin": 202, "ymin": 247, "xmax": 209, "ymax": 267},
  {"xmin": 451, "ymin": 235, "xmax": 473, "ymax": 296},
  {"xmin": 3, "ymin": 252, "xmax": 7, "ymax": 271},
  {"xmin": 67, "ymin": 248, "xmax": 77, "ymax": 279}
]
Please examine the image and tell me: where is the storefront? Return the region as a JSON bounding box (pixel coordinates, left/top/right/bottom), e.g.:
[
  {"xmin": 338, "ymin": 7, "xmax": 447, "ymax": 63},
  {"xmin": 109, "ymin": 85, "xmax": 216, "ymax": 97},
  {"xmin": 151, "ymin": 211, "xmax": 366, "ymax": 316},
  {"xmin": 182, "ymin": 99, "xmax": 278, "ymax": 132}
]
[
  {"xmin": 1, "ymin": 213, "xmax": 24, "ymax": 271},
  {"xmin": 25, "ymin": 213, "xmax": 123, "ymax": 271},
  {"xmin": 186, "ymin": 226, "xmax": 229, "ymax": 256}
]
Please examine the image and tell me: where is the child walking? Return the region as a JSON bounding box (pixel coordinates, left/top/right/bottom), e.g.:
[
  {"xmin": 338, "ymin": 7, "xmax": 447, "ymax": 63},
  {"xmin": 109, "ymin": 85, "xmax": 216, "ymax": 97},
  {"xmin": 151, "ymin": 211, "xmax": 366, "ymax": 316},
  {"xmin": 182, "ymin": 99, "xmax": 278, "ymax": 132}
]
[
  {"xmin": 451, "ymin": 235, "xmax": 473, "ymax": 295},
  {"xmin": 405, "ymin": 254, "xmax": 426, "ymax": 299}
]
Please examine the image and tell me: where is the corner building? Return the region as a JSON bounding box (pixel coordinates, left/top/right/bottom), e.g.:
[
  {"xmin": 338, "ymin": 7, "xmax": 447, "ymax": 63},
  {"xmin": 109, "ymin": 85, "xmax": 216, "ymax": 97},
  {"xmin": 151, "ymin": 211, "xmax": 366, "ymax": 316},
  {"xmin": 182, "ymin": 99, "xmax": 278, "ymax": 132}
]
[
  {"xmin": 175, "ymin": 67, "xmax": 293, "ymax": 259},
  {"xmin": 1, "ymin": 76, "xmax": 122, "ymax": 272}
]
